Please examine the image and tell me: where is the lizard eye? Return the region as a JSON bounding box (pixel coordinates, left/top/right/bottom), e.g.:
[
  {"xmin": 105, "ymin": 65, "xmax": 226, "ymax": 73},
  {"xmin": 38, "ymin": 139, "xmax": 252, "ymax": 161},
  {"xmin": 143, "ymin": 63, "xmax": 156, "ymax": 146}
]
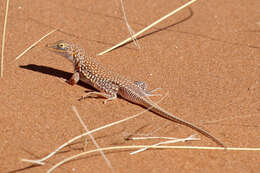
[{"xmin": 58, "ymin": 43, "xmax": 65, "ymax": 49}]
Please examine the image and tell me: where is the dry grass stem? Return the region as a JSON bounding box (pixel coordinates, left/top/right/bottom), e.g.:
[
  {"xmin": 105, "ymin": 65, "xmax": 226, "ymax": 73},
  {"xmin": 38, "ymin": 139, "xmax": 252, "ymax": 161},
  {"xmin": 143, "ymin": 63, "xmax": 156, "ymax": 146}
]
[
  {"xmin": 21, "ymin": 92, "xmax": 169, "ymax": 164},
  {"xmin": 15, "ymin": 29, "xmax": 57, "ymax": 61},
  {"xmin": 120, "ymin": 0, "xmax": 140, "ymax": 49},
  {"xmin": 47, "ymin": 145, "xmax": 260, "ymax": 173},
  {"xmin": 98, "ymin": 0, "xmax": 197, "ymax": 55},
  {"xmin": 1, "ymin": 0, "xmax": 10, "ymax": 77},
  {"xmin": 72, "ymin": 106, "xmax": 114, "ymax": 172},
  {"xmin": 130, "ymin": 134, "xmax": 199, "ymax": 155}
]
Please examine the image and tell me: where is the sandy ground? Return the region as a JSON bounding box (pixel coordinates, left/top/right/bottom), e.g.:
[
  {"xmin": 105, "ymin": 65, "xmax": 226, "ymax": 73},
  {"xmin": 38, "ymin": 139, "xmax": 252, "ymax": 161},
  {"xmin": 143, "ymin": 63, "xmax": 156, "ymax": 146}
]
[{"xmin": 0, "ymin": 0, "xmax": 259, "ymax": 172}]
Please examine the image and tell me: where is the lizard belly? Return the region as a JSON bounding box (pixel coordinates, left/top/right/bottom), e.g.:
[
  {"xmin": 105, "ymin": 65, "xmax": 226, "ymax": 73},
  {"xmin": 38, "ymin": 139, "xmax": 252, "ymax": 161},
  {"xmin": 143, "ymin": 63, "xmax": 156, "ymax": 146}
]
[{"xmin": 79, "ymin": 73, "xmax": 103, "ymax": 92}]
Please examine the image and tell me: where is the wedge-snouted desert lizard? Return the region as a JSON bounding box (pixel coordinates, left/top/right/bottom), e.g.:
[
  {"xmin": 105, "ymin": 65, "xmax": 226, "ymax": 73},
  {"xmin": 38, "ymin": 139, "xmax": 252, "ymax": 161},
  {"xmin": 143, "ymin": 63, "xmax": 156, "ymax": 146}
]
[{"xmin": 46, "ymin": 40, "xmax": 225, "ymax": 147}]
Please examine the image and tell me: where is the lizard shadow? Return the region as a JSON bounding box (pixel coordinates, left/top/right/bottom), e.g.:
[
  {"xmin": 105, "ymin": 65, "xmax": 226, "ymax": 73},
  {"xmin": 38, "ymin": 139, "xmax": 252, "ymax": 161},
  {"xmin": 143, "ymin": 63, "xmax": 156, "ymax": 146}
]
[
  {"xmin": 6, "ymin": 165, "xmax": 41, "ymax": 173},
  {"xmin": 19, "ymin": 64, "xmax": 126, "ymax": 101},
  {"xmin": 19, "ymin": 64, "xmax": 96, "ymax": 91}
]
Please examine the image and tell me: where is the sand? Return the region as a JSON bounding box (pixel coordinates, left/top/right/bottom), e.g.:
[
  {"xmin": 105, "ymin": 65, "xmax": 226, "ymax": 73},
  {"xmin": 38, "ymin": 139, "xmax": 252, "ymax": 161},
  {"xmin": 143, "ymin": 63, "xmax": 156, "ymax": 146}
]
[{"xmin": 0, "ymin": 0, "xmax": 259, "ymax": 172}]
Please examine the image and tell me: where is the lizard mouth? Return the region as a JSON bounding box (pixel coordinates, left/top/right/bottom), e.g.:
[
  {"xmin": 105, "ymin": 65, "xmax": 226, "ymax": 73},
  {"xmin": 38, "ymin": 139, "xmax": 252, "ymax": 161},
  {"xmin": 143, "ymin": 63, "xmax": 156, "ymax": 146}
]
[
  {"xmin": 45, "ymin": 42, "xmax": 73, "ymax": 62},
  {"xmin": 45, "ymin": 43, "xmax": 65, "ymax": 53},
  {"xmin": 45, "ymin": 43, "xmax": 58, "ymax": 49}
]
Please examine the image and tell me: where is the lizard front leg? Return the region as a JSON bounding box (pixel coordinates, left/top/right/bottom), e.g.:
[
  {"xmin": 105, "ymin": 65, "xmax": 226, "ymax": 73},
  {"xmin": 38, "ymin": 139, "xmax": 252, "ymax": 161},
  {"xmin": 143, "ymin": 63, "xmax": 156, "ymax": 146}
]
[{"xmin": 67, "ymin": 72, "xmax": 80, "ymax": 85}]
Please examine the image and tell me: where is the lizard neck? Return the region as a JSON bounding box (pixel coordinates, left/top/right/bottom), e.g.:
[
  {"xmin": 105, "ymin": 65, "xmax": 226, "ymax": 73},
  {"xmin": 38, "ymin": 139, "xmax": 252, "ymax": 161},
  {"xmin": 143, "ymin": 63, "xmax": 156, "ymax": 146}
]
[{"xmin": 71, "ymin": 46, "xmax": 86, "ymax": 66}]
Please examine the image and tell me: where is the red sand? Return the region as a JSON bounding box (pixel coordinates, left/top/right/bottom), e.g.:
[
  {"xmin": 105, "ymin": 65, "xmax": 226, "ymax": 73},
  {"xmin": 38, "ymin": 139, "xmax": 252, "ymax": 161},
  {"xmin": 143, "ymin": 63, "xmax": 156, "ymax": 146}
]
[{"xmin": 0, "ymin": 0, "xmax": 259, "ymax": 172}]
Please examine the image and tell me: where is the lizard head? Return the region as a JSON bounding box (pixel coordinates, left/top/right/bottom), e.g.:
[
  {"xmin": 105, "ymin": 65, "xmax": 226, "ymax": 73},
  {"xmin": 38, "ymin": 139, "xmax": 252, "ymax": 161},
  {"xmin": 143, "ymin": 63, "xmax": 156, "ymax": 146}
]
[{"xmin": 46, "ymin": 40, "xmax": 74, "ymax": 62}]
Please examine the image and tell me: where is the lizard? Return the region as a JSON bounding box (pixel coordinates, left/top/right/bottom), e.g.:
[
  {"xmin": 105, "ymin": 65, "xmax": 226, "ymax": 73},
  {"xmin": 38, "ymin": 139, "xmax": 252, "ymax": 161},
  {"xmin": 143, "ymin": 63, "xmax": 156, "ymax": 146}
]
[{"xmin": 46, "ymin": 40, "xmax": 225, "ymax": 147}]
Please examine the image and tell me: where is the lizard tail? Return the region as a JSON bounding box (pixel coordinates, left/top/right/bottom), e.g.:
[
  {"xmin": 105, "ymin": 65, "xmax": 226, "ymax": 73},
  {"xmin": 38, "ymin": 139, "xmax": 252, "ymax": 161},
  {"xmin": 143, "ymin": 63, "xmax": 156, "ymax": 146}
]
[{"xmin": 146, "ymin": 100, "xmax": 226, "ymax": 148}]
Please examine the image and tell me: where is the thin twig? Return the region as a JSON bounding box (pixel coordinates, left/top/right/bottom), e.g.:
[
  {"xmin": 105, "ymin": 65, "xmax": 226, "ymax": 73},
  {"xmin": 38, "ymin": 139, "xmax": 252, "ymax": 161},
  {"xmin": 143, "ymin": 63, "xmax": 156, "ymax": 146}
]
[
  {"xmin": 0, "ymin": 0, "xmax": 10, "ymax": 77},
  {"xmin": 21, "ymin": 92, "xmax": 169, "ymax": 164},
  {"xmin": 98, "ymin": 0, "xmax": 197, "ymax": 55},
  {"xmin": 130, "ymin": 134, "xmax": 199, "ymax": 155},
  {"xmin": 120, "ymin": 0, "xmax": 140, "ymax": 49},
  {"xmin": 72, "ymin": 106, "xmax": 115, "ymax": 172},
  {"xmin": 15, "ymin": 29, "xmax": 57, "ymax": 61},
  {"xmin": 46, "ymin": 145, "xmax": 260, "ymax": 173}
]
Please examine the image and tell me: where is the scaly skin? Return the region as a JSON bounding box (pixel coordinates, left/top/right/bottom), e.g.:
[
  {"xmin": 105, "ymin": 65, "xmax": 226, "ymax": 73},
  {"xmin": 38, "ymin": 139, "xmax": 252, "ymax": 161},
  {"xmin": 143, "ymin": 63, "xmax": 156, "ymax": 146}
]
[{"xmin": 46, "ymin": 40, "xmax": 225, "ymax": 147}]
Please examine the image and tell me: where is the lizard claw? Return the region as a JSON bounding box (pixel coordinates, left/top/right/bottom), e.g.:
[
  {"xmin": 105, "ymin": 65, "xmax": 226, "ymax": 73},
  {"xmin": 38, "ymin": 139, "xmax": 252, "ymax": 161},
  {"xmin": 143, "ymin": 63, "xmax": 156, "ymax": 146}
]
[{"xmin": 78, "ymin": 96, "xmax": 85, "ymax": 101}]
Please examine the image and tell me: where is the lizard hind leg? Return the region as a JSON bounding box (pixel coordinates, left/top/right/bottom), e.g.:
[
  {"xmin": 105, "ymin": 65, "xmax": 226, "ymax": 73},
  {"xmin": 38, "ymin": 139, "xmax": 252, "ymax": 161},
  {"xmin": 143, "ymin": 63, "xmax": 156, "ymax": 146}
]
[
  {"xmin": 79, "ymin": 91, "xmax": 117, "ymax": 104},
  {"xmin": 134, "ymin": 81, "xmax": 162, "ymax": 97},
  {"xmin": 144, "ymin": 88, "xmax": 162, "ymax": 97}
]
